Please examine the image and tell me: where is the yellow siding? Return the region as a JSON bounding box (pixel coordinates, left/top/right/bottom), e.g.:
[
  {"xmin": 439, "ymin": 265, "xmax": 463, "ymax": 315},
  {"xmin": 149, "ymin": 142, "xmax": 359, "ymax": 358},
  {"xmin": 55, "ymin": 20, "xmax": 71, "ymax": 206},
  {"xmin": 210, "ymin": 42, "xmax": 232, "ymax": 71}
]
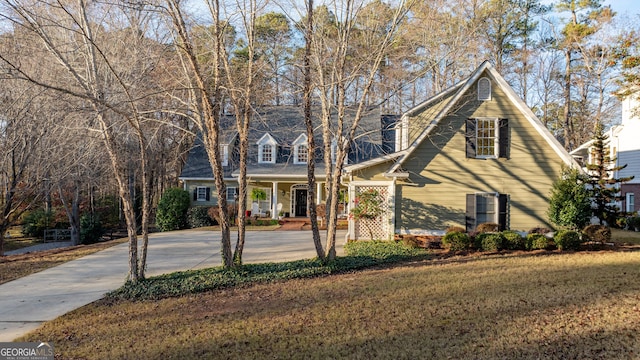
[
  {"xmin": 408, "ymin": 91, "xmax": 458, "ymax": 145},
  {"xmin": 184, "ymin": 180, "xmax": 218, "ymax": 207},
  {"xmin": 397, "ymin": 73, "xmax": 564, "ymax": 232},
  {"xmin": 352, "ymin": 160, "xmax": 396, "ymax": 181}
]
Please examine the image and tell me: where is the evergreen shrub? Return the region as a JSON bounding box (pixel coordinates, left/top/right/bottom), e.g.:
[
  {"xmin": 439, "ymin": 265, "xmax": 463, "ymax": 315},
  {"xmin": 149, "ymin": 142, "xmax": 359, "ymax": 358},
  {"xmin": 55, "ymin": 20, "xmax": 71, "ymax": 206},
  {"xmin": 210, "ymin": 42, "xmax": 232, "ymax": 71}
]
[
  {"xmin": 526, "ymin": 233, "xmax": 550, "ymax": 250},
  {"xmin": 81, "ymin": 215, "xmax": 104, "ymax": 244},
  {"xmin": 554, "ymin": 230, "xmax": 582, "ymax": 251},
  {"xmin": 187, "ymin": 207, "xmax": 214, "ymax": 228},
  {"xmin": 476, "ymin": 232, "xmax": 505, "ymax": 251},
  {"xmin": 156, "ymin": 188, "xmax": 191, "ymax": 231},
  {"xmin": 502, "ymin": 231, "xmax": 525, "ymax": 250},
  {"xmin": 442, "ymin": 231, "xmax": 471, "ymax": 251}
]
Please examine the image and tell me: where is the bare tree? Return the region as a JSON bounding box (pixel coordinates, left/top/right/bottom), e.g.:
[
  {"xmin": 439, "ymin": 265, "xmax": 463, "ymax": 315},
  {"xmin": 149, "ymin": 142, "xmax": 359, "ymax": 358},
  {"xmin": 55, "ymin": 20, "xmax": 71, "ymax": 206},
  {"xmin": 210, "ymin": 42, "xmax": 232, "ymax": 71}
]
[
  {"xmin": 162, "ymin": 0, "xmax": 235, "ymax": 267},
  {"xmin": 306, "ymin": 0, "xmax": 413, "ymax": 260},
  {"xmin": 0, "ymin": 0, "xmax": 168, "ymax": 281},
  {"xmin": 0, "ymin": 81, "xmax": 49, "ymax": 255}
]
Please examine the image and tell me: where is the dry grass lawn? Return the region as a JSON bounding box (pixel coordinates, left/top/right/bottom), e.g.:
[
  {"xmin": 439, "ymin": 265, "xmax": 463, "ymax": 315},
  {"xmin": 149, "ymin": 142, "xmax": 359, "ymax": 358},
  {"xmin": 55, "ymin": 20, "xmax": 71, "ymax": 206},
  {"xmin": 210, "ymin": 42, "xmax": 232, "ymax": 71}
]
[
  {"xmin": 22, "ymin": 250, "xmax": 640, "ymax": 359},
  {"xmin": 0, "ymin": 238, "xmax": 127, "ymax": 285}
]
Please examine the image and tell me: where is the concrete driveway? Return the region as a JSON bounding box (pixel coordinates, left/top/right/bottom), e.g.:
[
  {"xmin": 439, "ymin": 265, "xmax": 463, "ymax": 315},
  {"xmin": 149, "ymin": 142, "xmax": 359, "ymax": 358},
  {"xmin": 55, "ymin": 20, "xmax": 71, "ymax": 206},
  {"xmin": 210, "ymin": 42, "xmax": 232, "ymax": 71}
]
[{"xmin": 0, "ymin": 229, "xmax": 345, "ymax": 341}]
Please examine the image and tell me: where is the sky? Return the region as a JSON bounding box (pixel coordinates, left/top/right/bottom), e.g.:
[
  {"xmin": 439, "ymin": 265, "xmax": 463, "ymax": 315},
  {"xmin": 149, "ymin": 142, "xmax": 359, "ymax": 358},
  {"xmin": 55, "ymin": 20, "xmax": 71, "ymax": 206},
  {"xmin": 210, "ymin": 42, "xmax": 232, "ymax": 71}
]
[
  {"xmin": 544, "ymin": 0, "xmax": 640, "ymax": 18},
  {"xmin": 604, "ymin": 0, "xmax": 640, "ymax": 16}
]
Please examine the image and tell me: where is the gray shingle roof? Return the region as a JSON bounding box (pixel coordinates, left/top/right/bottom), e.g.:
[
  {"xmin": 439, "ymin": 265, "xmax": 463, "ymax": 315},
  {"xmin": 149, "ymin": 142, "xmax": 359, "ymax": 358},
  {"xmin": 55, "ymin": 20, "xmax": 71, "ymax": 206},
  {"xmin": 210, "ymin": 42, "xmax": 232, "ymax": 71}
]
[{"xmin": 180, "ymin": 106, "xmax": 398, "ymax": 179}]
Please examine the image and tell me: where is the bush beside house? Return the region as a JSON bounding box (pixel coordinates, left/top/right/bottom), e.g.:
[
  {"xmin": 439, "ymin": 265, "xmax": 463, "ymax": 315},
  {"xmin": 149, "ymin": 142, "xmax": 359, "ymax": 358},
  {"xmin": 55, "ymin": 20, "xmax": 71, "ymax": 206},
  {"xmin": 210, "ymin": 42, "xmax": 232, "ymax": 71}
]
[{"xmin": 156, "ymin": 188, "xmax": 191, "ymax": 231}]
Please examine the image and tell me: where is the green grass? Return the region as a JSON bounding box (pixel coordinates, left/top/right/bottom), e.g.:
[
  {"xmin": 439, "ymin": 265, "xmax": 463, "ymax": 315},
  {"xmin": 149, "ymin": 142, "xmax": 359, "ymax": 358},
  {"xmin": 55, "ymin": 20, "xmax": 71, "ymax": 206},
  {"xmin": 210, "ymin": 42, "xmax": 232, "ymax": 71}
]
[
  {"xmin": 107, "ymin": 240, "xmax": 431, "ymax": 301},
  {"xmin": 23, "ymin": 249, "xmax": 640, "ymax": 359}
]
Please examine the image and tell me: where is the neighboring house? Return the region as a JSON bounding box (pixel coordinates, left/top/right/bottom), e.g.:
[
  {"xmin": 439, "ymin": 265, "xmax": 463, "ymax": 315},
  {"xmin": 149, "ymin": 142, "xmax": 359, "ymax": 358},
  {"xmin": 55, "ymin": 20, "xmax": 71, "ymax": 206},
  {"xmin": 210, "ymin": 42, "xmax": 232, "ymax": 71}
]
[
  {"xmin": 344, "ymin": 61, "xmax": 580, "ymax": 240},
  {"xmin": 571, "ymin": 93, "xmax": 640, "ymax": 214},
  {"xmin": 179, "ymin": 106, "xmax": 397, "ymax": 218}
]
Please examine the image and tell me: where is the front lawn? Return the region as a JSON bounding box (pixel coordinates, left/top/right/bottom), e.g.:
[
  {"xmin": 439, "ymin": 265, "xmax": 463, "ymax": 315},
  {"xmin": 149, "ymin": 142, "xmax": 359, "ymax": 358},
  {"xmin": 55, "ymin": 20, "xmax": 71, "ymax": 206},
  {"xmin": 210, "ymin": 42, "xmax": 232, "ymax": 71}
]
[
  {"xmin": 21, "ymin": 246, "xmax": 640, "ymax": 359},
  {"xmin": 611, "ymin": 228, "xmax": 640, "ymax": 245},
  {"xmin": 0, "ymin": 238, "xmax": 127, "ymax": 285}
]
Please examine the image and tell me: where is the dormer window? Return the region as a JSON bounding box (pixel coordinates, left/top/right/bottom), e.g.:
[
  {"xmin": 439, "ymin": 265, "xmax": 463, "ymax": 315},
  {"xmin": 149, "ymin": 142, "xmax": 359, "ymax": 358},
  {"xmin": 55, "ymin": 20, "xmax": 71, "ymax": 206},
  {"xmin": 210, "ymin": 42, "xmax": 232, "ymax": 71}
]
[
  {"xmin": 261, "ymin": 144, "xmax": 273, "ymax": 162},
  {"xmin": 257, "ymin": 133, "xmax": 277, "ymax": 164},
  {"xmin": 293, "ymin": 134, "xmax": 308, "ymax": 164},
  {"xmin": 297, "ymin": 145, "xmax": 308, "ymax": 162},
  {"xmin": 478, "ymin": 77, "xmax": 491, "ymax": 101}
]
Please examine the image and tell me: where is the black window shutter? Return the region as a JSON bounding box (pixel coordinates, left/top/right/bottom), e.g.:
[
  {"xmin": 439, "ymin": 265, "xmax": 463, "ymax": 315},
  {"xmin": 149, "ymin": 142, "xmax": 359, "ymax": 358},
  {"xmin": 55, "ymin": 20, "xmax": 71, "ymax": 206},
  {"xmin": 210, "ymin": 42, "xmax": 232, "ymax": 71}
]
[
  {"xmin": 205, "ymin": 187, "xmax": 211, "ymax": 201},
  {"xmin": 193, "ymin": 189, "xmax": 197, "ymax": 201},
  {"xmin": 498, "ymin": 194, "xmax": 508, "ymax": 230},
  {"xmin": 465, "ymin": 194, "xmax": 476, "ymax": 232},
  {"xmin": 465, "ymin": 119, "xmax": 476, "ymax": 158},
  {"xmin": 499, "ymin": 118, "xmax": 509, "ymax": 159}
]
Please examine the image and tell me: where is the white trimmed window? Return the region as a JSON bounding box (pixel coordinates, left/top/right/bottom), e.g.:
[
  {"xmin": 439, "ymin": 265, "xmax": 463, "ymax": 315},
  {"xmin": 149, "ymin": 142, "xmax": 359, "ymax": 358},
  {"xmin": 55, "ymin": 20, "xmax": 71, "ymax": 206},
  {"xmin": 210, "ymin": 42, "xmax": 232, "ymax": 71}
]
[
  {"xmin": 293, "ymin": 134, "xmax": 308, "ymax": 164},
  {"xmin": 627, "ymin": 192, "xmax": 635, "ymax": 213},
  {"xmin": 297, "ymin": 145, "xmax": 308, "ymax": 162},
  {"xmin": 466, "ymin": 193, "xmax": 508, "ymax": 231},
  {"xmin": 226, "ymin": 187, "xmax": 237, "ymax": 202},
  {"xmin": 257, "ymin": 133, "xmax": 277, "ymax": 164},
  {"xmin": 196, "ymin": 186, "xmax": 208, "ymax": 201},
  {"xmin": 261, "ymin": 144, "xmax": 273, "ymax": 162},
  {"xmin": 478, "ymin": 77, "xmax": 491, "ymax": 101},
  {"xmin": 466, "ymin": 118, "xmax": 509, "ymax": 159},
  {"xmin": 477, "ymin": 118, "xmax": 497, "ymax": 158}
]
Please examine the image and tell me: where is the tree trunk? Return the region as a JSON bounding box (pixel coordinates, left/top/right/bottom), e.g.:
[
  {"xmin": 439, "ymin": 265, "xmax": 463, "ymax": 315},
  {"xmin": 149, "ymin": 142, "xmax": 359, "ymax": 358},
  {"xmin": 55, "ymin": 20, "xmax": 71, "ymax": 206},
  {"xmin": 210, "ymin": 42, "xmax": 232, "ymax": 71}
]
[
  {"xmin": 563, "ymin": 48, "xmax": 572, "ymax": 150},
  {"xmin": 303, "ymin": 0, "xmax": 325, "ymax": 261}
]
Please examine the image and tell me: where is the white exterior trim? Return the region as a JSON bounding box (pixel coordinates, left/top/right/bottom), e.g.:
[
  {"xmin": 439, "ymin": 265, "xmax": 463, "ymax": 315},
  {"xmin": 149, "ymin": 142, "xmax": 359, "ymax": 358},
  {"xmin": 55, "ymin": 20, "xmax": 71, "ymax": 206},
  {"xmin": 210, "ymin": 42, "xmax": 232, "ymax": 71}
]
[
  {"xmin": 388, "ymin": 61, "xmax": 580, "ymax": 174},
  {"xmin": 347, "ymin": 180, "xmax": 395, "ymax": 241},
  {"xmin": 293, "ymin": 134, "xmax": 309, "ymax": 164},
  {"xmin": 257, "ymin": 133, "xmax": 277, "ymax": 164}
]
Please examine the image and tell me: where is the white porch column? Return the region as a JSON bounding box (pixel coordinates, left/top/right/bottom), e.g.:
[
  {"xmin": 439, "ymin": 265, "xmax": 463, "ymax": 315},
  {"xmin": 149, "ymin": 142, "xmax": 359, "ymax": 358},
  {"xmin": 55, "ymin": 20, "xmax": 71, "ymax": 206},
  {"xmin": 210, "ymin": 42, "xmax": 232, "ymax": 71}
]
[
  {"xmin": 272, "ymin": 181, "xmax": 279, "ymax": 219},
  {"xmin": 316, "ymin": 182, "xmax": 322, "ymax": 205}
]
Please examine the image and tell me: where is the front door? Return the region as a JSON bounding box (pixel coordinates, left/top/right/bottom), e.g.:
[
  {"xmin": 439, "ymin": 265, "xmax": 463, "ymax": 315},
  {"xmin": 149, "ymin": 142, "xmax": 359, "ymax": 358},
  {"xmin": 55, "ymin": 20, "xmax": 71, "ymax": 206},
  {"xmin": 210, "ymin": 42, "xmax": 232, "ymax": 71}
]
[{"xmin": 294, "ymin": 189, "xmax": 308, "ymax": 217}]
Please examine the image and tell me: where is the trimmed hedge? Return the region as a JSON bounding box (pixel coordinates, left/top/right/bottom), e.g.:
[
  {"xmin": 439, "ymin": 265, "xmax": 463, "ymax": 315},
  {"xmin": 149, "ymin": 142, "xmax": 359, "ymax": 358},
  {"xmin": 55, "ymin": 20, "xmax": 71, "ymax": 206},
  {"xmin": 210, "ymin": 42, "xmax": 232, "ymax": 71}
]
[
  {"xmin": 502, "ymin": 231, "xmax": 525, "ymax": 250},
  {"xmin": 476, "ymin": 233, "xmax": 505, "ymax": 252},
  {"xmin": 442, "ymin": 231, "xmax": 471, "ymax": 251},
  {"xmin": 526, "ymin": 233, "xmax": 551, "ymax": 250},
  {"xmin": 554, "ymin": 230, "xmax": 582, "ymax": 251}
]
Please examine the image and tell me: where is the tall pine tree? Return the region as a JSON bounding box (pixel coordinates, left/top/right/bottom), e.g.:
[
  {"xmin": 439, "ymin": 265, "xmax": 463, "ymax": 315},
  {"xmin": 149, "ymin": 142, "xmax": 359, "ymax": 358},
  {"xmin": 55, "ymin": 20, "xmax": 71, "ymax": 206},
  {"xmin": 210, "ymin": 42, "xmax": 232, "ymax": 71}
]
[{"xmin": 587, "ymin": 122, "xmax": 634, "ymax": 226}]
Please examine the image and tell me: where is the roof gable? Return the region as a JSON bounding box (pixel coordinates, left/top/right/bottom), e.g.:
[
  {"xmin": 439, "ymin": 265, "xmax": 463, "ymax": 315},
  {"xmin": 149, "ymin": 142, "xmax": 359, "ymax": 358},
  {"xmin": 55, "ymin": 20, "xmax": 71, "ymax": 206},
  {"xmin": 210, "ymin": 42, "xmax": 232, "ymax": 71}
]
[
  {"xmin": 387, "ymin": 61, "xmax": 579, "ymax": 173},
  {"xmin": 256, "ymin": 132, "xmax": 278, "ymax": 145}
]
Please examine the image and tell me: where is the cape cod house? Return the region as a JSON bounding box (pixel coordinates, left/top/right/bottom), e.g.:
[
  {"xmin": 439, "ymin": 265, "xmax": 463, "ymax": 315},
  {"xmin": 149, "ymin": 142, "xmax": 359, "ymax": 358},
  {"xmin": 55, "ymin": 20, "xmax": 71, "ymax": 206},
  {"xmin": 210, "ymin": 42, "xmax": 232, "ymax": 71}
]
[
  {"xmin": 343, "ymin": 61, "xmax": 580, "ymax": 240},
  {"xmin": 179, "ymin": 106, "xmax": 396, "ymax": 219},
  {"xmin": 180, "ymin": 61, "xmax": 580, "ymax": 240}
]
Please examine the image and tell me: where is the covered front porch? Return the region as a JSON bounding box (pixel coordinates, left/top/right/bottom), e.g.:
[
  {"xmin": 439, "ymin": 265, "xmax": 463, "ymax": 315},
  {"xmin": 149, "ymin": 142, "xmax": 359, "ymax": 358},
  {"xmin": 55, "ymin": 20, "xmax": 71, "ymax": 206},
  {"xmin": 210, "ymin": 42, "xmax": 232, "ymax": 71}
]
[{"xmin": 246, "ymin": 180, "xmax": 347, "ymax": 220}]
